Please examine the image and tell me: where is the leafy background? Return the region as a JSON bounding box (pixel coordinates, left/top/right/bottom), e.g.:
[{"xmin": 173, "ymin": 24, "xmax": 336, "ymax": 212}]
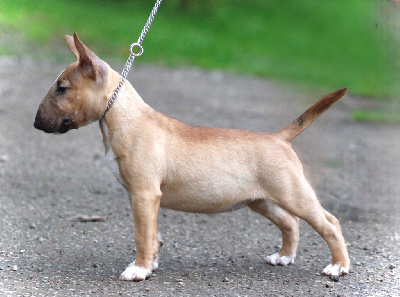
[{"xmin": 0, "ymin": 0, "xmax": 399, "ymax": 99}]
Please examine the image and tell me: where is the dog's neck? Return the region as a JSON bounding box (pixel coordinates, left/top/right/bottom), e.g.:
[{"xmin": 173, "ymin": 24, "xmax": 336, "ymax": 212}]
[
  {"xmin": 102, "ymin": 67, "xmax": 148, "ymax": 122},
  {"xmin": 99, "ymin": 66, "xmax": 153, "ymax": 148}
]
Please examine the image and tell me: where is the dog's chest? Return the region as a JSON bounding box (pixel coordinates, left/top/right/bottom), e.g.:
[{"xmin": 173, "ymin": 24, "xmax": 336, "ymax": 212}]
[
  {"xmin": 102, "ymin": 124, "xmax": 127, "ymax": 187},
  {"xmin": 105, "ymin": 145, "xmax": 124, "ymax": 184}
]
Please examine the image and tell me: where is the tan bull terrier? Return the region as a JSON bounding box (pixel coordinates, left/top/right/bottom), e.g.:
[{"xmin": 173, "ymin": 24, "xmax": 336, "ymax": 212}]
[{"xmin": 34, "ymin": 33, "xmax": 350, "ymax": 282}]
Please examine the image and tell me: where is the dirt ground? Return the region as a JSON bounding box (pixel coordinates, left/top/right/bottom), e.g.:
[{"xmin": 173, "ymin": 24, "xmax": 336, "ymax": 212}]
[{"xmin": 0, "ymin": 55, "xmax": 399, "ymax": 296}]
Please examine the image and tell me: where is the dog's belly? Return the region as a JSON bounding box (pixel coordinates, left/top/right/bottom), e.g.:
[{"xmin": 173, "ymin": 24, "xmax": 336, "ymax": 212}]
[
  {"xmin": 161, "ymin": 196, "xmax": 254, "ymax": 213},
  {"xmin": 158, "ymin": 139, "xmax": 275, "ymax": 213},
  {"xmin": 159, "ymin": 180, "xmax": 265, "ymax": 213}
]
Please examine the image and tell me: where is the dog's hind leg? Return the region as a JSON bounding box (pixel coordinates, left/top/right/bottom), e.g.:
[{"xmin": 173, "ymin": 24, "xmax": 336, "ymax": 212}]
[
  {"xmin": 248, "ymin": 199, "xmax": 299, "ymax": 266},
  {"xmin": 266, "ymin": 173, "xmax": 350, "ymax": 279}
]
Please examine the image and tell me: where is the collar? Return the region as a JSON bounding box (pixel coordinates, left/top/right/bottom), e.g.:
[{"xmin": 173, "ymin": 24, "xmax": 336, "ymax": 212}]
[{"xmin": 100, "ymin": 78, "xmax": 126, "ymax": 121}]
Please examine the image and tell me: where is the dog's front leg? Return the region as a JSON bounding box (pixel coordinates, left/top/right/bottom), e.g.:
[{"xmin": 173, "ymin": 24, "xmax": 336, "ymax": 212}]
[{"xmin": 120, "ymin": 190, "xmax": 161, "ymax": 281}]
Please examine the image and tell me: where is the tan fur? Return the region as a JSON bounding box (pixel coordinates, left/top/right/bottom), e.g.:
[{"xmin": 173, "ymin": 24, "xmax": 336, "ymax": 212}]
[{"xmin": 34, "ymin": 33, "xmax": 350, "ymax": 281}]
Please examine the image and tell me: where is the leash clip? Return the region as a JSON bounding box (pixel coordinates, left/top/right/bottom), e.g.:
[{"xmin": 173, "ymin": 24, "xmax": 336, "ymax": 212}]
[{"xmin": 130, "ymin": 43, "xmax": 144, "ymax": 57}]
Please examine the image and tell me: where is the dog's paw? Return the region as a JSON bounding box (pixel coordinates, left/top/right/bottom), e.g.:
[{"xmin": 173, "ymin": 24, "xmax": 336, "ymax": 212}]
[
  {"xmin": 322, "ymin": 264, "xmax": 349, "ymax": 281},
  {"xmin": 119, "ymin": 262, "xmax": 152, "ymax": 281},
  {"xmin": 266, "ymin": 253, "xmax": 296, "ymax": 266}
]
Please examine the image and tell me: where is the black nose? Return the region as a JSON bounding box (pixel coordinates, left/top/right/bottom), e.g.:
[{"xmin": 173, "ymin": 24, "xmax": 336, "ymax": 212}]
[{"xmin": 34, "ymin": 114, "xmax": 42, "ymax": 130}]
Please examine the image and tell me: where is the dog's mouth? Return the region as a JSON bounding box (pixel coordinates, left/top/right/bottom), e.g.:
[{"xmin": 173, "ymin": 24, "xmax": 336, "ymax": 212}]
[
  {"xmin": 57, "ymin": 118, "xmax": 76, "ymax": 134},
  {"xmin": 34, "ymin": 112, "xmax": 77, "ymax": 134}
]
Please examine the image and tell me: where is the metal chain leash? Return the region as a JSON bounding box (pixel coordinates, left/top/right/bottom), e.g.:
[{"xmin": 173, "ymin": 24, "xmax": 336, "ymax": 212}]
[{"xmin": 102, "ymin": 0, "xmax": 163, "ymax": 119}]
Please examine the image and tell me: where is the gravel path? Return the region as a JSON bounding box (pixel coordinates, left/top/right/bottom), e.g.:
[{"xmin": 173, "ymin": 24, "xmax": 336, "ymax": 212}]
[{"xmin": 0, "ymin": 56, "xmax": 399, "ymax": 296}]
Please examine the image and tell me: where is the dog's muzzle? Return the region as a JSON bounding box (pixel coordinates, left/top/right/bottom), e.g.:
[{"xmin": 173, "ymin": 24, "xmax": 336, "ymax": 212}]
[
  {"xmin": 57, "ymin": 118, "xmax": 75, "ymax": 134},
  {"xmin": 33, "ymin": 110, "xmax": 52, "ymax": 133},
  {"xmin": 33, "ymin": 115, "xmax": 42, "ymax": 131},
  {"xmin": 34, "ymin": 110, "xmax": 75, "ymax": 134}
]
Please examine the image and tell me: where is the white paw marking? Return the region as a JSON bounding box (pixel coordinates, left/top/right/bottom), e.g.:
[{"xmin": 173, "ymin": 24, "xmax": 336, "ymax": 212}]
[
  {"xmin": 322, "ymin": 264, "xmax": 349, "ymax": 277},
  {"xmin": 266, "ymin": 253, "xmax": 296, "ymax": 266},
  {"xmin": 120, "ymin": 262, "xmax": 152, "ymax": 281}
]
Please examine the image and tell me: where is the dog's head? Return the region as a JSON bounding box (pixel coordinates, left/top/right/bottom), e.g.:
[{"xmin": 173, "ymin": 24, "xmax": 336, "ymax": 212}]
[{"xmin": 34, "ymin": 33, "xmax": 109, "ymax": 134}]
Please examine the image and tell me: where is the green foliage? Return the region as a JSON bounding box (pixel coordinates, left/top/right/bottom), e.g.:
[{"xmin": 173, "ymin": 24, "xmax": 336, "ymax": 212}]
[
  {"xmin": 0, "ymin": 0, "xmax": 398, "ymax": 98},
  {"xmin": 352, "ymin": 110, "xmax": 400, "ymax": 124}
]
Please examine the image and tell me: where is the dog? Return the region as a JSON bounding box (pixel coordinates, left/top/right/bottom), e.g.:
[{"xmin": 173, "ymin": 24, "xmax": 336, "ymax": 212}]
[{"xmin": 34, "ymin": 33, "xmax": 350, "ymax": 282}]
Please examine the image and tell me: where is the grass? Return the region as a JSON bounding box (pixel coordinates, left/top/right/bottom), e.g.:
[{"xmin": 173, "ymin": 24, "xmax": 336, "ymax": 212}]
[
  {"xmin": 352, "ymin": 110, "xmax": 400, "ymax": 124},
  {"xmin": 0, "ymin": 0, "xmax": 398, "ymax": 98}
]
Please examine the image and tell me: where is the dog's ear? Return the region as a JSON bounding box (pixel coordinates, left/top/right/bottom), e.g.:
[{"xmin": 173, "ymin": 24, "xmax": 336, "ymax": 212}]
[
  {"xmin": 65, "ymin": 33, "xmax": 106, "ymax": 80},
  {"xmin": 65, "ymin": 35, "xmax": 79, "ymax": 60},
  {"xmin": 73, "ymin": 32, "xmax": 93, "ymax": 69}
]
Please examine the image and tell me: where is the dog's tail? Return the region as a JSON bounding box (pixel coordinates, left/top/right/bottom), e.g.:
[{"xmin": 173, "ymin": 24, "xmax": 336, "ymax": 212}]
[{"xmin": 275, "ymin": 88, "xmax": 347, "ymax": 142}]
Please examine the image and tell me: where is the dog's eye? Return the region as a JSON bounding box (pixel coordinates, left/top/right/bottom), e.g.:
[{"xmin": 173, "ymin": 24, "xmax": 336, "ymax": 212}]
[{"xmin": 56, "ymin": 86, "xmax": 67, "ymax": 95}]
